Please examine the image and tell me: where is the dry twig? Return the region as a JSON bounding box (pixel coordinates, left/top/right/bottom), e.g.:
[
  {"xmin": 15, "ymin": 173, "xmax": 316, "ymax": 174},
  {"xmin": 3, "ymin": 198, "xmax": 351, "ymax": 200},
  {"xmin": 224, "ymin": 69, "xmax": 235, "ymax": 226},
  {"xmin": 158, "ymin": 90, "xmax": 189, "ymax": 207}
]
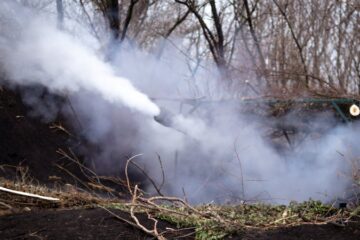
[
  {"xmin": 130, "ymin": 185, "xmax": 165, "ymax": 240},
  {"xmin": 126, "ymin": 155, "xmax": 164, "ymax": 196},
  {"xmin": 49, "ymin": 122, "xmax": 73, "ymax": 136},
  {"xmin": 0, "ymin": 186, "xmax": 60, "ymax": 201},
  {"xmin": 0, "ymin": 201, "xmax": 13, "ymax": 210}
]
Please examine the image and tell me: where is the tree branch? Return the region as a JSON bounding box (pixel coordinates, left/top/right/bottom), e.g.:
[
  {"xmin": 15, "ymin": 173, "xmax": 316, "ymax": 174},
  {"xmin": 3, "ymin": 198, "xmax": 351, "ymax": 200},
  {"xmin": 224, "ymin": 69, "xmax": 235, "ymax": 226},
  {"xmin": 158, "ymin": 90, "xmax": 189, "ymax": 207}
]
[
  {"xmin": 272, "ymin": 0, "xmax": 309, "ymax": 87},
  {"xmin": 120, "ymin": 0, "xmax": 140, "ymax": 42}
]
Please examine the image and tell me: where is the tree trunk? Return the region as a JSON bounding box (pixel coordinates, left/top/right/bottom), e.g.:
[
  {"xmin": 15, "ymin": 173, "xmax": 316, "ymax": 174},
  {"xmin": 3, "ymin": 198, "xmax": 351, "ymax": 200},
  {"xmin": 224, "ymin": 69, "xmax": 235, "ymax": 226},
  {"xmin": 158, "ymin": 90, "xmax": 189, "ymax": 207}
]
[
  {"xmin": 56, "ymin": 0, "xmax": 64, "ymax": 30},
  {"xmin": 106, "ymin": 0, "xmax": 120, "ymax": 40}
]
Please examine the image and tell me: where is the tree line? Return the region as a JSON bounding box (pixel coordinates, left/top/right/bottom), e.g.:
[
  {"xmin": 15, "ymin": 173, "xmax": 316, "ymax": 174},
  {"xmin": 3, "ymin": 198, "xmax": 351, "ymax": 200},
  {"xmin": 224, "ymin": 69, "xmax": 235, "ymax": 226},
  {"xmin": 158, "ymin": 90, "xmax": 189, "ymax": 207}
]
[{"xmin": 52, "ymin": 0, "xmax": 360, "ymax": 96}]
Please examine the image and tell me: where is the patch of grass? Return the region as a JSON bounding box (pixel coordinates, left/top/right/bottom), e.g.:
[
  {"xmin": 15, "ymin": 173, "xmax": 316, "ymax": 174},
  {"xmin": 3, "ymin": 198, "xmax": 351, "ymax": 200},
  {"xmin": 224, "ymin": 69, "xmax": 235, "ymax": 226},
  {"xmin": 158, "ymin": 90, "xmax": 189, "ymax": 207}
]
[
  {"xmin": 133, "ymin": 200, "xmax": 354, "ymax": 239},
  {"xmin": 156, "ymin": 210, "xmax": 230, "ymax": 239}
]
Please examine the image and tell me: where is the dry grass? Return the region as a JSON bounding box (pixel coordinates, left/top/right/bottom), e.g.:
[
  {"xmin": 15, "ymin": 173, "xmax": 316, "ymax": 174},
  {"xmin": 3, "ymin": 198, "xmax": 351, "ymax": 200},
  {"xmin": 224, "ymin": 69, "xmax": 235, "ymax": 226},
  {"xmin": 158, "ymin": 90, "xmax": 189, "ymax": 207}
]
[{"xmin": 0, "ymin": 177, "xmax": 119, "ymax": 216}]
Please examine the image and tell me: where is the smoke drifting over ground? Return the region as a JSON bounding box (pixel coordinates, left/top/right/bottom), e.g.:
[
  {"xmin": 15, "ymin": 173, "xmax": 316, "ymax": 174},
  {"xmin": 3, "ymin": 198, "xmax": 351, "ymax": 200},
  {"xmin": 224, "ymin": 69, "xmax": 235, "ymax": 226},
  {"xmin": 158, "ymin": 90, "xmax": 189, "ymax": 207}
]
[{"xmin": 0, "ymin": 1, "xmax": 358, "ymax": 204}]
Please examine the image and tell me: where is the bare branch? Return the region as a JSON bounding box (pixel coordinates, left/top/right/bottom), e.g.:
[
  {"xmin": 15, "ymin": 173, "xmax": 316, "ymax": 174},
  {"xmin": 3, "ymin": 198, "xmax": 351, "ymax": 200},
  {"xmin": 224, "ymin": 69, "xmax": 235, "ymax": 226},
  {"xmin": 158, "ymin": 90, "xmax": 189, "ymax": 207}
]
[
  {"xmin": 0, "ymin": 186, "xmax": 60, "ymax": 201},
  {"xmin": 120, "ymin": 0, "xmax": 140, "ymax": 42}
]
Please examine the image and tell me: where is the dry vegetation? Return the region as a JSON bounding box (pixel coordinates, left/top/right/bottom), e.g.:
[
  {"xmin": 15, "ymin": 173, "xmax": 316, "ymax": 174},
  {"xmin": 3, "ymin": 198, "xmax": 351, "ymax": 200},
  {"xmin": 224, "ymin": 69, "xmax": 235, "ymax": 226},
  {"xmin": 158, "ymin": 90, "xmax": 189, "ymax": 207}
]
[
  {"xmin": 1, "ymin": 148, "xmax": 360, "ymax": 239},
  {"xmin": 1, "ymin": 166, "xmax": 360, "ymax": 240}
]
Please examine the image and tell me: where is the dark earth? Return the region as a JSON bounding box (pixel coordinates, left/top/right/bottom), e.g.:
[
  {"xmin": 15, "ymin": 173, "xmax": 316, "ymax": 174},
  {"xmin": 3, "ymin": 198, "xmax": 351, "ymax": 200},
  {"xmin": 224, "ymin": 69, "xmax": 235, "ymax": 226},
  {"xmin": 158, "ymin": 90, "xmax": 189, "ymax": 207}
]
[{"xmin": 1, "ymin": 86, "xmax": 360, "ymax": 239}]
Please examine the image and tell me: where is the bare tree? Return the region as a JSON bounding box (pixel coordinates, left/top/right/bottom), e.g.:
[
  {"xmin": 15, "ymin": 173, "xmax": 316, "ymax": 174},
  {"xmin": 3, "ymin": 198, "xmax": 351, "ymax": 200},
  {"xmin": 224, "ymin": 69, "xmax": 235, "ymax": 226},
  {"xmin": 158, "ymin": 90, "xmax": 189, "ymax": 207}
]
[
  {"xmin": 56, "ymin": 0, "xmax": 64, "ymax": 30},
  {"xmin": 175, "ymin": 0, "xmax": 228, "ymax": 73},
  {"xmin": 72, "ymin": 0, "xmax": 359, "ymax": 96},
  {"xmin": 91, "ymin": 0, "xmax": 140, "ymax": 42},
  {"xmin": 272, "ymin": 0, "xmax": 309, "ymax": 89},
  {"xmin": 120, "ymin": 0, "xmax": 139, "ymax": 42}
]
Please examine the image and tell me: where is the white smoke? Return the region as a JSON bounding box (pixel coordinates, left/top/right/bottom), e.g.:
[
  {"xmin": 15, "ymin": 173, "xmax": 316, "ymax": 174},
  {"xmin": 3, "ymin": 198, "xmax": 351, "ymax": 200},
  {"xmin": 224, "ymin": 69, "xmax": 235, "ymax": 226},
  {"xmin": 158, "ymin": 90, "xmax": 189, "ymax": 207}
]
[
  {"xmin": 0, "ymin": 1, "xmax": 358, "ymax": 205},
  {"xmin": 0, "ymin": 1, "xmax": 159, "ymax": 117},
  {"xmin": 149, "ymin": 106, "xmax": 356, "ymax": 204}
]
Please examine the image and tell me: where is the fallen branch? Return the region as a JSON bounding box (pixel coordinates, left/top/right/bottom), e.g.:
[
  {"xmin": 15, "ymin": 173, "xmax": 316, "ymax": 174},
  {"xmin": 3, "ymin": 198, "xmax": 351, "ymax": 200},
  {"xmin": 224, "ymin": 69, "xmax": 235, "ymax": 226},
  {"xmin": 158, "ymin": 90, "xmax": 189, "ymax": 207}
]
[
  {"xmin": 156, "ymin": 153, "xmax": 165, "ymax": 192},
  {"xmin": 49, "ymin": 122, "xmax": 73, "ymax": 137},
  {"xmin": 127, "ymin": 157, "xmax": 164, "ymax": 196},
  {"xmin": 54, "ymin": 163, "xmax": 95, "ymax": 194},
  {"xmin": 125, "ymin": 154, "xmax": 143, "ymax": 195},
  {"xmin": 130, "ymin": 185, "xmax": 166, "ymax": 240},
  {"xmin": 0, "ymin": 201, "xmax": 13, "ymax": 210},
  {"xmin": 99, "ymin": 206, "xmax": 159, "ymax": 239},
  {"xmin": 0, "ymin": 186, "xmax": 60, "ymax": 202}
]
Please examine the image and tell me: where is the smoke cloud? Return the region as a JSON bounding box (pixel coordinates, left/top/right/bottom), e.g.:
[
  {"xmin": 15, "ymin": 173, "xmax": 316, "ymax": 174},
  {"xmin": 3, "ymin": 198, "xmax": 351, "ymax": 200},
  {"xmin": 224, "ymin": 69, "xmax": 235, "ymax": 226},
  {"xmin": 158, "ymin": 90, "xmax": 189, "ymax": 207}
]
[
  {"xmin": 0, "ymin": 1, "xmax": 358, "ymax": 205},
  {"xmin": 0, "ymin": 1, "xmax": 159, "ymax": 117}
]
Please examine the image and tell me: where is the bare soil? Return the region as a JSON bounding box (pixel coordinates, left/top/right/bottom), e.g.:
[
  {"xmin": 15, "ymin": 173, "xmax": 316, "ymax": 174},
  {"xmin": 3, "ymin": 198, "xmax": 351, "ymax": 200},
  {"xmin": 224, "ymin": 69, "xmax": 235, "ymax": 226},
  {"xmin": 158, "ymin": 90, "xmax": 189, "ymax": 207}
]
[
  {"xmin": 0, "ymin": 208, "xmax": 195, "ymax": 240},
  {"xmin": 241, "ymin": 221, "xmax": 360, "ymax": 240},
  {"xmin": 1, "ymin": 208, "xmax": 359, "ymax": 240},
  {"xmin": 0, "ymin": 87, "xmax": 82, "ymax": 184}
]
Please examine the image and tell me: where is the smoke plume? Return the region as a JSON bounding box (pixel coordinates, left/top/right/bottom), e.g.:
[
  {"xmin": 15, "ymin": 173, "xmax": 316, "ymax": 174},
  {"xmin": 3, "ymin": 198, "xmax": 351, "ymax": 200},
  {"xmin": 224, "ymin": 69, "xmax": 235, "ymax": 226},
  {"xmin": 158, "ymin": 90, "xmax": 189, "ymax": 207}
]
[
  {"xmin": 0, "ymin": 1, "xmax": 358, "ymax": 205},
  {"xmin": 0, "ymin": 1, "xmax": 159, "ymax": 117}
]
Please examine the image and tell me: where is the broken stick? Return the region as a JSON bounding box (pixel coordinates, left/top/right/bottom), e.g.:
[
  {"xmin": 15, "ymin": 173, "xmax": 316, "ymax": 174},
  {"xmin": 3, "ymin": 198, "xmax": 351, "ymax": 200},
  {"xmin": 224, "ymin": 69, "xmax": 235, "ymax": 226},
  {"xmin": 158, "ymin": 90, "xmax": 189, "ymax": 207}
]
[{"xmin": 0, "ymin": 186, "xmax": 60, "ymax": 201}]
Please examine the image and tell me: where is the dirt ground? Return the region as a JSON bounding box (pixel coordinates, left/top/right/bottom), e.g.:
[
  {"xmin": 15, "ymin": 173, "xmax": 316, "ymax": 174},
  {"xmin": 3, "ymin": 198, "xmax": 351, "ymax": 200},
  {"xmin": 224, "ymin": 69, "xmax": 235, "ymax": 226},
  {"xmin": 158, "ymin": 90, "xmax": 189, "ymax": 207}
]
[
  {"xmin": 0, "ymin": 87, "xmax": 83, "ymax": 184},
  {"xmin": 241, "ymin": 221, "xmax": 360, "ymax": 240},
  {"xmin": 1, "ymin": 208, "xmax": 359, "ymax": 240},
  {"xmin": 0, "ymin": 208, "xmax": 197, "ymax": 240},
  {"xmin": 1, "ymin": 87, "xmax": 360, "ymax": 239},
  {"xmin": 0, "ymin": 208, "xmax": 150, "ymax": 240}
]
